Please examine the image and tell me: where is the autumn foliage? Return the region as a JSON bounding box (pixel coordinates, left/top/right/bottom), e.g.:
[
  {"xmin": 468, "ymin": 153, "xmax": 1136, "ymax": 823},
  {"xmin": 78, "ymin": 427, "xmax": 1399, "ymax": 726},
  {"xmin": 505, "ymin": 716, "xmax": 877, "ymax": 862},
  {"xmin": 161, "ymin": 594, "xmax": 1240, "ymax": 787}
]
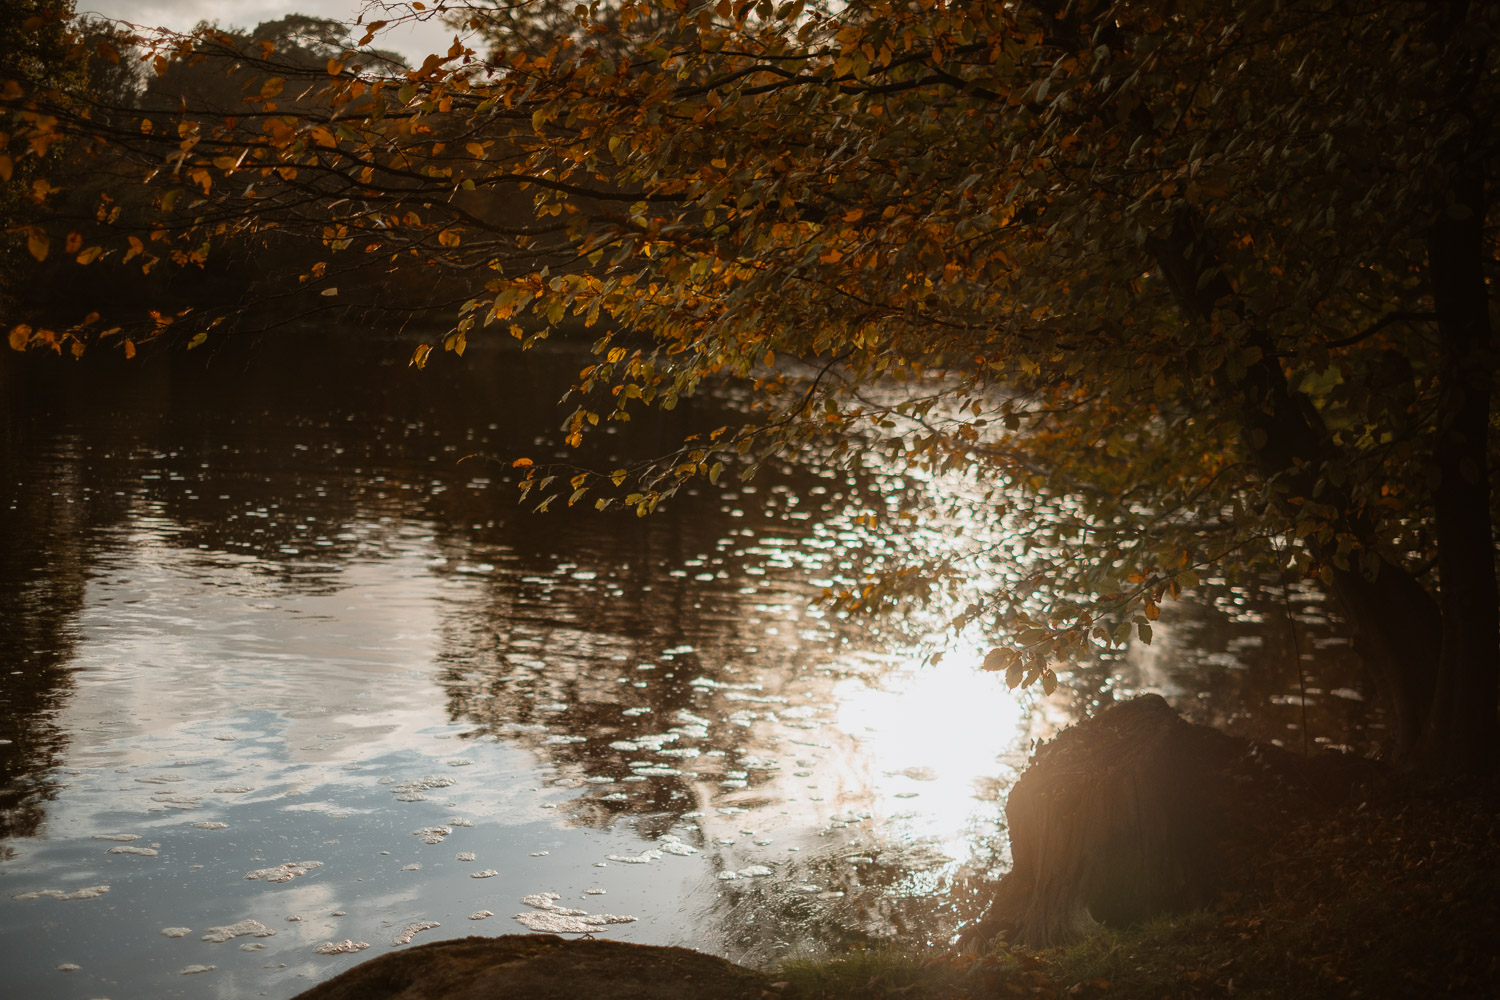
[{"xmin": 3, "ymin": 1, "xmax": 1496, "ymax": 770}]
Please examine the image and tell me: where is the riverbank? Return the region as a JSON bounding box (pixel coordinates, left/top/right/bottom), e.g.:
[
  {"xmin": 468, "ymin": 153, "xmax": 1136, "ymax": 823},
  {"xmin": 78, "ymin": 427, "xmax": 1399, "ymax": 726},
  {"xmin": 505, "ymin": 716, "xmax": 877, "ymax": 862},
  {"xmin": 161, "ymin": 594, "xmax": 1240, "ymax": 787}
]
[{"xmin": 778, "ymin": 779, "xmax": 1499, "ymax": 999}]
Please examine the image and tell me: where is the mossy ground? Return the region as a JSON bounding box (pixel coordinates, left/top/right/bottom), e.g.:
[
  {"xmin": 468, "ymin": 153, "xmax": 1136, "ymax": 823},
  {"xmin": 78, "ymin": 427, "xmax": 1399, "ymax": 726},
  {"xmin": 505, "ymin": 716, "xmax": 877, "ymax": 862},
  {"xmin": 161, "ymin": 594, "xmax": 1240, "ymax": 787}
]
[{"xmin": 775, "ymin": 781, "xmax": 1499, "ymax": 999}]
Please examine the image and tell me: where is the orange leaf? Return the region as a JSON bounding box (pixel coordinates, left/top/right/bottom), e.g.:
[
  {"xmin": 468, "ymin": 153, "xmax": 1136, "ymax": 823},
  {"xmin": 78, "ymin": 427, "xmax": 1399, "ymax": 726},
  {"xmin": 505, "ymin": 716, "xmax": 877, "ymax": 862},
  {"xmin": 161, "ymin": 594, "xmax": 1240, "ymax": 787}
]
[
  {"xmin": 26, "ymin": 229, "xmax": 48, "ymax": 261},
  {"xmin": 8, "ymin": 324, "xmax": 31, "ymax": 351},
  {"xmin": 511, "ymin": 457, "xmax": 534, "ymax": 468}
]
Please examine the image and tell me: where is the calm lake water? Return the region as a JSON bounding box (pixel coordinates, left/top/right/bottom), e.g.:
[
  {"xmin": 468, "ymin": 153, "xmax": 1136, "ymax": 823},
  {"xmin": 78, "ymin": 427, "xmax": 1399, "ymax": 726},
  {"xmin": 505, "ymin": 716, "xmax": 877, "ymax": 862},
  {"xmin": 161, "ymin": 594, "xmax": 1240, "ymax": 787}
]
[{"xmin": 0, "ymin": 331, "xmax": 1376, "ymax": 999}]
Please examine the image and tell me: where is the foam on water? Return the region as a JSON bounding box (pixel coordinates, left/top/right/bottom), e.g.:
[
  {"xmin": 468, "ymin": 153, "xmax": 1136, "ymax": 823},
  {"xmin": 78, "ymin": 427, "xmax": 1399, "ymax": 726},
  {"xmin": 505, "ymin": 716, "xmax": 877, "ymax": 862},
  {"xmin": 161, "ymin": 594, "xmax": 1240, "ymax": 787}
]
[
  {"xmin": 512, "ymin": 893, "xmax": 637, "ymax": 933},
  {"xmin": 201, "ymin": 919, "xmax": 276, "ymax": 942},
  {"xmin": 12, "ymin": 885, "xmax": 110, "ymax": 901},
  {"xmin": 314, "ymin": 940, "xmax": 370, "ymax": 955},
  {"xmin": 245, "ymin": 861, "xmax": 324, "ymax": 883},
  {"xmin": 392, "ymin": 921, "xmax": 440, "ymax": 945},
  {"xmin": 605, "ymin": 849, "xmax": 663, "ymax": 864}
]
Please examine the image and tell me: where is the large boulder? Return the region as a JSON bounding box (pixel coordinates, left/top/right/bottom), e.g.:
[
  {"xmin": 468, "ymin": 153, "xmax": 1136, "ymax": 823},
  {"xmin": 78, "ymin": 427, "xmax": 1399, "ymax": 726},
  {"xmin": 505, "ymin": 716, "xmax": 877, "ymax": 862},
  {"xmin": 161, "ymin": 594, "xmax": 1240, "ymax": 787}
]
[
  {"xmin": 965, "ymin": 694, "xmax": 1370, "ymax": 949},
  {"xmin": 291, "ymin": 934, "xmax": 776, "ymax": 1000}
]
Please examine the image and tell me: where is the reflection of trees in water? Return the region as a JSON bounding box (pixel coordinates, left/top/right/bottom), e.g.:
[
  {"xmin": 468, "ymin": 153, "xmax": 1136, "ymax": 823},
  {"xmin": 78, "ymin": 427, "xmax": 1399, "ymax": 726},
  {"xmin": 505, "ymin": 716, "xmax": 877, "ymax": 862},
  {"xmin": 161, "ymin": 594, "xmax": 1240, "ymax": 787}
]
[
  {"xmin": 0, "ymin": 377, "xmax": 91, "ymax": 843},
  {"xmin": 1096, "ymin": 582, "xmax": 1380, "ymax": 755},
  {"xmin": 0, "ymin": 336, "xmax": 593, "ymax": 843},
  {"xmin": 417, "ymin": 447, "xmax": 1034, "ymax": 959},
  {"xmin": 703, "ymin": 835, "xmax": 1011, "ymax": 965},
  {"xmin": 1, "ymin": 332, "xmax": 1379, "ymax": 952}
]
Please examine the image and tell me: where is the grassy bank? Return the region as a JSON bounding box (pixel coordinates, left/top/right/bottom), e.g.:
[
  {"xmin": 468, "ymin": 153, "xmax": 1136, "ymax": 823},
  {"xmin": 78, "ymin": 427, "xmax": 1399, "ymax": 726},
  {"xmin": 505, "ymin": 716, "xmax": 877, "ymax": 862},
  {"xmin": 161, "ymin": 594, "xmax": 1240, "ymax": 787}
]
[{"xmin": 776, "ymin": 781, "xmax": 1499, "ymax": 999}]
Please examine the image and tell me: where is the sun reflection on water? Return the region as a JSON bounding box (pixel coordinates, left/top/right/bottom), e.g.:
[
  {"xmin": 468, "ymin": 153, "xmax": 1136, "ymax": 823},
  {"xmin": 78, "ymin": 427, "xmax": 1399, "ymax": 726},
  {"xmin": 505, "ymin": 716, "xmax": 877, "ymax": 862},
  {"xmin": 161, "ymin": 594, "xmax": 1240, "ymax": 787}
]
[{"xmin": 834, "ymin": 648, "xmax": 1024, "ymax": 862}]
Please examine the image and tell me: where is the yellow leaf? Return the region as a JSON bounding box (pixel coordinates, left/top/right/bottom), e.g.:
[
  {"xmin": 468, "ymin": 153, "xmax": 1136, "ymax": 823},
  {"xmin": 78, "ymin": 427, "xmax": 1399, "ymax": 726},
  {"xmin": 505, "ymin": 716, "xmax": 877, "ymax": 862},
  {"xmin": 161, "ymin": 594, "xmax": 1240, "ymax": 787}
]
[
  {"xmin": 188, "ymin": 332, "xmax": 207, "ymax": 350},
  {"xmin": 843, "ymin": 208, "xmax": 865, "ymax": 222},
  {"xmin": 410, "ymin": 343, "xmax": 432, "ymax": 368},
  {"xmin": 70, "ymin": 340, "xmax": 85, "ymax": 359},
  {"xmin": 124, "ymin": 236, "xmax": 143, "ymax": 263},
  {"xmin": 326, "ymin": 58, "xmax": 344, "ymax": 75},
  {"xmin": 75, "ymin": 246, "xmax": 103, "ymax": 265},
  {"xmin": 320, "ymin": 287, "xmax": 338, "ymax": 296},
  {"xmin": 27, "ymin": 229, "xmax": 48, "ymax": 261},
  {"xmin": 309, "ymin": 126, "xmax": 336, "ymax": 148},
  {"xmin": 980, "ymin": 648, "xmax": 1013, "ymax": 672},
  {"xmin": 8, "ymin": 324, "xmax": 31, "ymax": 351},
  {"xmin": 260, "ymin": 77, "xmax": 285, "ymax": 99}
]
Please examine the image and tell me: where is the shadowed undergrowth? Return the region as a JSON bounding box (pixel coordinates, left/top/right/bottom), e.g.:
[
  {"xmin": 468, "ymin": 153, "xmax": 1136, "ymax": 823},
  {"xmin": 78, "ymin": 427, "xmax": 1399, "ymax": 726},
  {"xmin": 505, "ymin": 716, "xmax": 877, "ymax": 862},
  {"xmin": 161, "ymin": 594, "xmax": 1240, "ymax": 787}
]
[{"xmin": 775, "ymin": 781, "xmax": 1499, "ymax": 999}]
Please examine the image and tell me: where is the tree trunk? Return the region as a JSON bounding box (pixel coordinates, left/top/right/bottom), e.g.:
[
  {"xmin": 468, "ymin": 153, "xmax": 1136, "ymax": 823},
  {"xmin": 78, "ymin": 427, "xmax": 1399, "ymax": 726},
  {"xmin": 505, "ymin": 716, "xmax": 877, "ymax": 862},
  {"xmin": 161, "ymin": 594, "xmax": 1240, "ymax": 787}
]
[
  {"xmin": 1150, "ymin": 213, "xmax": 1447, "ymax": 760},
  {"xmin": 1417, "ymin": 154, "xmax": 1499, "ymax": 775}
]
